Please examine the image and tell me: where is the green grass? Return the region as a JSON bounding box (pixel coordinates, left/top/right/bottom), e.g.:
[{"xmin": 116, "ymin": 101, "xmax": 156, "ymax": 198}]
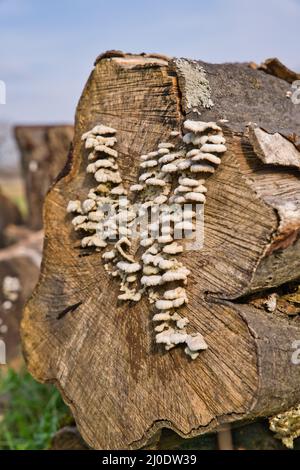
[
  {"xmin": 11, "ymin": 194, "xmax": 28, "ymax": 218},
  {"xmin": 0, "ymin": 368, "xmax": 69, "ymax": 450}
]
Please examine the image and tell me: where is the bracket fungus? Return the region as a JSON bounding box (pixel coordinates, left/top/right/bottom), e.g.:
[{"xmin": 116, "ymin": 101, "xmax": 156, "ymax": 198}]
[{"xmin": 67, "ymin": 118, "xmax": 227, "ymax": 359}]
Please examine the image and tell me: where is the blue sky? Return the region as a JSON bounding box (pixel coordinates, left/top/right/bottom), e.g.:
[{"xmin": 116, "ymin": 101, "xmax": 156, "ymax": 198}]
[{"xmin": 0, "ymin": 0, "xmax": 300, "ymax": 124}]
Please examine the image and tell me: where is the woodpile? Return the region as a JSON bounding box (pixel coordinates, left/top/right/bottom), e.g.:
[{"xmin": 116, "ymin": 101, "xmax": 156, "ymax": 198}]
[
  {"xmin": 0, "ymin": 188, "xmax": 23, "ymax": 248},
  {"xmin": 0, "ymin": 125, "xmax": 73, "ymax": 364},
  {"xmin": 0, "ymin": 231, "xmax": 42, "ymax": 362},
  {"xmin": 15, "ymin": 125, "xmax": 73, "ymax": 230},
  {"xmin": 20, "ymin": 51, "xmax": 300, "ymax": 449},
  {"xmin": 50, "ymin": 426, "xmax": 89, "ymax": 450}
]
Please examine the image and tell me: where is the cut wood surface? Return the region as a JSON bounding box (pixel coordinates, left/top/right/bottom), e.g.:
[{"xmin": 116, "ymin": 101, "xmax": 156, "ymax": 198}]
[
  {"xmin": 15, "ymin": 125, "xmax": 74, "ymax": 230},
  {"xmin": 22, "ymin": 52, "xmax": 300, "ymax": 449}
]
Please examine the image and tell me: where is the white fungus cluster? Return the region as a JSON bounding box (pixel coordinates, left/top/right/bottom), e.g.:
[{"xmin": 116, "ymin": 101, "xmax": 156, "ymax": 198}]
[
  {"xmin": 130, "ymin": 120, "xmax": 226, "ymax": 358},
  {"xmin": 67, "ymin": 124, "xmax": 143, "ymax": 302},
  {"xmin": 67, "ymin": 119, "xmax": 227, "ymax": 359}
]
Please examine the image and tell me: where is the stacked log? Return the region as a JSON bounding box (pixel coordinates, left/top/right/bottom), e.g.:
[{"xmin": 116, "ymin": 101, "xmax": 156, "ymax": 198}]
[
  {"xmin": 0, "ymin": 230, "xmax": 42, "ymax": 363},
  {"xmin": 15, "ymin": 125, "xmax": 73, "ymax": 230},
  {"xmin": 21, "ymin": 51, "xmax": 300, "ymax": 449},
  {"xmin": 0, "ymin": 188, "xmax": 23, "ymax": 248}
]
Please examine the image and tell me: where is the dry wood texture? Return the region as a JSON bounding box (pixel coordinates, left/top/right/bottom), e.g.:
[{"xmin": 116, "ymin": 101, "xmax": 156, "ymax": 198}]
[
  {"xmin": 15, "ymin": 125, "xmax": 73, "ymax": 230},
  {"xmin": 22, "ymin": 52, "xmax": 300, "ymax": 449}
]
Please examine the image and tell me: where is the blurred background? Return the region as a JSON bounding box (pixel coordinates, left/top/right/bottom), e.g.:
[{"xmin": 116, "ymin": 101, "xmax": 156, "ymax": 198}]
[
  {"xmin": 0, "ymin": 0, "xmax": 299, "ymax": 450},
  {"xmin": 1, "ymin": 0, "xmax": 300, "ymax": 185}
]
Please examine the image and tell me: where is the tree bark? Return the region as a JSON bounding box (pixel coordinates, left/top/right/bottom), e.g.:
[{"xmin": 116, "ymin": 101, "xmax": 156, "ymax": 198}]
[
  {"xmin": 14, "ymin": 125, "xmax": 73, "ymax": 230},
  {"xmin": 21, "ymin": 52, "xmax": 300, "ymax": 449}
]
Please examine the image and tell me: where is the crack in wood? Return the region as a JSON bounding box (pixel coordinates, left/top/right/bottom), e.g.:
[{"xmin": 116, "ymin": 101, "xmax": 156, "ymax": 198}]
[{"xmin": 56, "ymin": 301, "xmax": 82, "ymax": 320}]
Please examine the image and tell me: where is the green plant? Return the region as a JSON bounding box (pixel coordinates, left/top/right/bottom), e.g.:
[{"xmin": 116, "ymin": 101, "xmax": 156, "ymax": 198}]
[
  {"xmin": 12, "ymin": 194, "xmax": 28, "ymax": 218},
  {"xmin": 0, "ymin": 367, "xmax": 69, "ymax": 450}
]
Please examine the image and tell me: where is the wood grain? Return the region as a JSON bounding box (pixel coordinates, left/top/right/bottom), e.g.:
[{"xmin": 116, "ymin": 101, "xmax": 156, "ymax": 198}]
[{"xmin": 22, "ymin": 52, "xmax": 300, "ymax": 449}]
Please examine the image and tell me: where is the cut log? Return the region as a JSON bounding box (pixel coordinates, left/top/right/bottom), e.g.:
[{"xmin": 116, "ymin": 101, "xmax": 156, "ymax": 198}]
[
  {"xmin": 0, "ymin": 255, "xmax": 41, "ymax": 364},
  {"xmin": 1, "ymin": 224, "xmax": 35, "ymax": 247},
  {"xmin": 0, "ymin": 230, "xmax": 42, "ymax": 363},
  {"xmin": 21, "ymin": 52, "xmax": 300, "ymax": 450},
  {"xmin": 0, "ymin": 188, "xmax": 23, "ymax": 247},
  {"xmin": 50, "ymin": 426, "xmax": 89, "ymax": 450},
  {"xmin": 51, "ymin": 418, "xmax": 300, "ymax": 450},
  {"xmin": 0, "ymin": 229, "xmax": 43, "ymax": 267},
  {"xmin": 14, "ymin": 125, "xmax": 74, "ymax": 230}
]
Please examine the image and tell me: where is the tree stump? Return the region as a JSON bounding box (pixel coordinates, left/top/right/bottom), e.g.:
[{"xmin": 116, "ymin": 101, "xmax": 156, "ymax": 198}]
[
  {"xmin": 15, "ymin": 125, "xmax": 74, "ymax": 230},
  {"xmin": 22, "ymin": 52, "xmax": 300, "ymax": 449}
]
